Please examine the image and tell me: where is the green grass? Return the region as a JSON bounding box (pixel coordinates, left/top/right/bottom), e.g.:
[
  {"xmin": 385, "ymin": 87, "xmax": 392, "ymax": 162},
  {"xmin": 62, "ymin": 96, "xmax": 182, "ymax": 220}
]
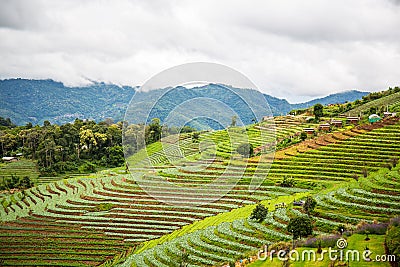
[{"xmin": 250, "ymin": 234, "xmax": 390, "ymax": 267}]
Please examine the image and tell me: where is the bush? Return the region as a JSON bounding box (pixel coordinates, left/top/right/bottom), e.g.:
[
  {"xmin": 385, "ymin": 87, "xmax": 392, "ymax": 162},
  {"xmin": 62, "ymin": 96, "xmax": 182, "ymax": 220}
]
[
  {"xmin": 287, "ymin": 216, "xmax": 313, "ymax": 240},
  {"xmin": 361, "ymin": 167, "xmax": 368, "ymax": 178},
  {"xmin": 78, "ymin": 162, "xmax": 97, "ymax": 173},
  {"xmin": 385, "ymin": 217, "xmax": 400, "ymax": 267},
  {"xmin": 303, "ymin": 196, "xmax": 317, "ymax": 215},
  {"xmin": 236, "ymin": 143, "xmax": 254, "ymax": 158},
  {"xmin": 95, "ymin": 203, "xmax": 114, "ymax": 211},
  {"xmin": 279, "ymin": 176, "xmax": 295, "ymax": 188},
  {"xmin": 250, "ymin": 204, "xmax": 268, "ymax": 222},
  {"xmin": 300, "ymin": 235, "xmax": 341, "ymax": 248},
  {"xmin": 357, "ymin": 223, "xmax": 388, "ymax": 235}
]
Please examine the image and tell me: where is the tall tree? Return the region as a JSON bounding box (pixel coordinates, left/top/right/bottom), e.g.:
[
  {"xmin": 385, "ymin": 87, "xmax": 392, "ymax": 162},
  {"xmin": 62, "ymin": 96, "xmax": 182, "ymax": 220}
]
[
  {"xmin": 313, "ymin": 104, "xmax": 324, "ymax": 121},
  {"xmin": 287, "ymin": 216, "xmax": 313, "ymax": 240}
]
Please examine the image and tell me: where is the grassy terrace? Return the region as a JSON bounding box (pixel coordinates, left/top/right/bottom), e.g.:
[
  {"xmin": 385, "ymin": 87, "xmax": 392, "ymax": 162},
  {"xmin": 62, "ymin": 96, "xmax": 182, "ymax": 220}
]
[
  {"xmin": 119, "ymin": 164, "xmax": 400, "ymax": 267},
  {"xmin": 0, "ymin": 160, "xmax": 39, "ymax": 185}
]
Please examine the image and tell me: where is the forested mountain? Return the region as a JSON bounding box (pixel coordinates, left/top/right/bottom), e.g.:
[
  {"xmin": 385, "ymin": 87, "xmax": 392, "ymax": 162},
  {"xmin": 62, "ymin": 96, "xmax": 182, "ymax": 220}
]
[
  {"xmin": 0, "ymin": 79, "xmax": 136, "ymax": 125},
  {"xmin": 0, "ymin": 79, "xmax": 368, "ymax": 125}
]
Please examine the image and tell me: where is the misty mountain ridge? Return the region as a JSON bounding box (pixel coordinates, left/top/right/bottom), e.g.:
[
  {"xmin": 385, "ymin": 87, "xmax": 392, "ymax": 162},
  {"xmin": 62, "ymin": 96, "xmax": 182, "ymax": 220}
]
[{"xmin": 0, "ymin": 79, "xmax": 368, "ymax": 125}]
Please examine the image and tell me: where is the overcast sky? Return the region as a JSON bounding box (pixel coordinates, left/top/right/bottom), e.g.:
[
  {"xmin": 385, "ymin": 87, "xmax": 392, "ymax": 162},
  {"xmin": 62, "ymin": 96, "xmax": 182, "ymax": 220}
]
[{"xmin": 1, "ymin": 0, "xmax": 400, "ymax": 102}]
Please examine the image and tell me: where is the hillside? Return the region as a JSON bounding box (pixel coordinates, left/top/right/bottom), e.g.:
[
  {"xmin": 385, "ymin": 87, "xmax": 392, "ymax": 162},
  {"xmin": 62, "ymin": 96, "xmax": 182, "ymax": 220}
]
[
  {"xmin": 0, "ymin": 79, "xmax": 137, "ymax": 125},
  {"xmin": 345, "ymin": 91, "xmax": 400, "ymax": 117},
  {"xmin": 0, "ymin": 79, "xmax": 368, "ymax": 125},
  {"xmin": 0, "ymin": 116, "xmax": 399, "ymax": 266},
  {"xmin": 292, "ymin": 90, "xmax": 368, "ymax": 110}
]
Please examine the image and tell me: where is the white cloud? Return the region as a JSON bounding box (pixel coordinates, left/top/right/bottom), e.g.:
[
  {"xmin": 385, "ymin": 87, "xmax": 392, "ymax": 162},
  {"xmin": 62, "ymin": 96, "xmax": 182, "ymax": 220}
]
[{"xmin": 0, "ymin": 0, "xmax": 399, "ymax": 102}]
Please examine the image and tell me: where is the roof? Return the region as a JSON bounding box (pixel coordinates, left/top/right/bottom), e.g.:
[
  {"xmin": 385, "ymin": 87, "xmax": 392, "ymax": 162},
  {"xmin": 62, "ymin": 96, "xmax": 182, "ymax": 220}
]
[
  {"xmin": 2, "ymin": 156, "xmax": 17, "ymax": 160},
  {"xmin": 369, "ymin": 114, "xmax": 381, "ymax": 119}
]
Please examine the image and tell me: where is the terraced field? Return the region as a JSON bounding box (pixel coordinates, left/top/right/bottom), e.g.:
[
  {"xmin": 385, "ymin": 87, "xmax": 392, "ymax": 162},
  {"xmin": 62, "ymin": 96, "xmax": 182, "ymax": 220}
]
[
  {"xmin": 0, "ymin": 160, "xmax": 39, "ymax": 184},
  {"xmin": 1, "ymin": 117, "xmax": 399, "ymax": 266},
  {"xmin": 122, "ymin": 164, "xmax": 400, "ymax": 267}
]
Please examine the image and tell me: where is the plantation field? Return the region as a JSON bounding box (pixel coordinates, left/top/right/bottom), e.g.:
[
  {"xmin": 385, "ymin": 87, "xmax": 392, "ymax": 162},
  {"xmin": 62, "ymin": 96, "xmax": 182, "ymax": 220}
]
[
  {"xmin": 1, "ymin": 117, "xmax": 399, "ymax": 266},
  {"xmin": 120, "ymin": 164, "xmax": 400, "ymax": 267},
  {"xmin": 0, "ymin": 160, "xmax": 39, "ymax": 184}
]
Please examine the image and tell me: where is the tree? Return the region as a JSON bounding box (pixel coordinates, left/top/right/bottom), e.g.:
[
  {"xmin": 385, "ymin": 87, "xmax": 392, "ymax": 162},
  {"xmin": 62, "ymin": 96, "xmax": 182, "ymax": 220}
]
[
  {"xmin": 146, "ymin": 118, "xmax": 162, "ymax": 144},
  {"xmin": 236, "ymin": 143, "xmax": 254, "ymax": 158},
  {"xmin": 303, "ymin": 196, "xmax": 317, "ymax": 215},
  {"xmin": 287, "ymin": 216, "xmax": 313, "ymax": 240},
  {"xmin": 106, "ymin": 146, "xmax": 125, "ymax": 167},
  {"xmin": 250, "ymin": 204, "xmax": 268, "ymax": 222},
  {"xmin": 300, "ymin": 132, "xmax": 307, "ymax": 141},
  {"xmin": 231, "ymin": 115, "xmax": 238, "ymax": 127},
  {"xmin": 19, "ymin": 176, "xmax": 34, "ymax": 189},
  {"xmin": 313, "ymin": 104, "xmax": 324, "ymax": 121}
]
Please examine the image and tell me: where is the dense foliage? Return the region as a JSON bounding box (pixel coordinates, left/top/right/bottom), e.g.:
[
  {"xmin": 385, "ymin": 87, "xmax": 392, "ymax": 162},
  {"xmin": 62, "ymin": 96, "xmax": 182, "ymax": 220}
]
[
  {"xmin": 0, "ymin": 118, "xmax": 125, "ymax": 175},
  {"xmin": 303, "ymin": 196, "xmax": 317, "ymax": 215},
  {"xmin": 0, "ymin": 174, "xmax": 34, "ymax": 191},
  {"xmin": 250, "ymin": 204, "xmax": 268, "ymax": 222},
  {"xmin": 236, "ymin": 143, "xmax": 254, "ymax": 158},
  {"xmin": 287, "ymin": 216, "xmax": 313, "ymax": 240},
  {"xmin": 385, "ymin": 217, "xmax": 400, "ymax": 266}
]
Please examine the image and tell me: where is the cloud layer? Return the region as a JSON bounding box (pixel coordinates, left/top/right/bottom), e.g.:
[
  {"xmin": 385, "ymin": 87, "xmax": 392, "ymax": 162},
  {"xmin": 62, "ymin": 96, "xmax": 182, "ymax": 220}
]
[{"xmin": 1, "ymin": 0, "xmax": 400, "ymax": 102}]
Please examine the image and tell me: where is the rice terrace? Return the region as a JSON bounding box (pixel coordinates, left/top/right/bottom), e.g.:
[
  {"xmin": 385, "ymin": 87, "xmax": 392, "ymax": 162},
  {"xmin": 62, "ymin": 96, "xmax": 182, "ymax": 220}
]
[{"xmin": 0, "ymin": 81, "xmax": 400, "ymax": 267}]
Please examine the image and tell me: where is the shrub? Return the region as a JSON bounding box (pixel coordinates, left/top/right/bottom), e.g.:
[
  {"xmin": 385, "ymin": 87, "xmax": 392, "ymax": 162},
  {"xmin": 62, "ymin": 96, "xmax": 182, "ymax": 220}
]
[
  {"xmin": 300, "ymin": 235, "xmax": 341, "ymax": 248},
  {"xmin": 95, "ymin": 203, "xmax": 114, "ymax": 211},
  {"xmin": 250, "ymin": 204, "xmax": 268, "ymax": 222},
  {"xmin": 236, "ymin": 143, "xmax": 254, "ymax": 158},
  {"xmin": 361, "ymin": 167, "xmax": 368, "ymax": 178},
  {"xmin": 385, "ymin": 217, "xmax": 400, "ymax": 266},
  {"xmin": 287, "ymin": 216, "xmax": 313, "ymax": 240},
  {"xmin": 352, "ymin": 173, "xmax": 359, "ymax": 181},
  {"xmin": 279, "ymin": 176, "xmax": 295, "ymax": 188},
  {"xmin": 303, "ymin": 196, "xmax": 317, "ymax": 215},
  {"xmin": 357, "ymin": 223, "xmax": 388, "ymax": 235}
]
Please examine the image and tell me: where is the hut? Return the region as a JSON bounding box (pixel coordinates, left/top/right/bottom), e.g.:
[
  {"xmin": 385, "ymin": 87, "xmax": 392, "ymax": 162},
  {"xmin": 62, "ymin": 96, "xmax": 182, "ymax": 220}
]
[
  {"xmin": 303, "ymin": 128, "xmax": 315, "ymax": 134},
  {"xmin": 347, "ymin": 116, "xmax": 360, "ymax": 125},
  {"xmin": 319, "ymin": 123, "xmax": 331, "ymax": 131},
  {"xmin": 2, "ymin": 156, "xmax": 18, "ymax": 162},
  {"xmin": 383, "ymin": 112, "xmax": 396, "ymax": 118},
  {"xmin": 368, "ymin": 114, "xmax": 382, "ymax": 123},
  {"xmin": 331, "ymin": 120, "xmax": 343, "ymax": 128}
]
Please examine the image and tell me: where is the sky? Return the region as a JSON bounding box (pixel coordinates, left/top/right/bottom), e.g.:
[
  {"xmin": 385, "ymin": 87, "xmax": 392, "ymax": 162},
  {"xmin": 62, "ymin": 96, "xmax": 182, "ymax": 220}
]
[{"xmin": 1, "ymin": 0, "xmax": 400, "ymax": 103}]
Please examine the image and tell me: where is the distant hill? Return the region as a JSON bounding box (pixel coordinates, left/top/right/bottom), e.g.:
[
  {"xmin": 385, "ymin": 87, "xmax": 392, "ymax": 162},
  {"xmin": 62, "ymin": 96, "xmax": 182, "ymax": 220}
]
[
  {"xmin": 0, "ymin": 79, "xmax": 136, "ymax": 125},
  {"xmin": 0, "ymin": 79, "xmax": 368, "ymax": 125},
  {"xmin": 292, "ymin": 90, "xmax": 369, "ymax": 110}
]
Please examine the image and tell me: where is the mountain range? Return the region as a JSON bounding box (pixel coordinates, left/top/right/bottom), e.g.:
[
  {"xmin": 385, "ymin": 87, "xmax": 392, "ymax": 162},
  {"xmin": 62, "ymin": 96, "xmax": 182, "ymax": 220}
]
[{"xmin": 0, "ymin": 79, "xmax": 368, "ymax": 125}]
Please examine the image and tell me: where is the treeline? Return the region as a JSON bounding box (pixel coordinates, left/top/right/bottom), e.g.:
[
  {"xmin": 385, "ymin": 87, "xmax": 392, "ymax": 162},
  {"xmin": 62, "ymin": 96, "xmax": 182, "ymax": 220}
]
[
  {"xmin": 362, "ymin": 86, "xmax": 400, "ymax": 102},
  {"xmin": 0, "ymin": 118, "xmax": 196, "ymax": 175},
  {"xmin": 0, "ymin": 119, "xmax": 124, "ymax": 174}
]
